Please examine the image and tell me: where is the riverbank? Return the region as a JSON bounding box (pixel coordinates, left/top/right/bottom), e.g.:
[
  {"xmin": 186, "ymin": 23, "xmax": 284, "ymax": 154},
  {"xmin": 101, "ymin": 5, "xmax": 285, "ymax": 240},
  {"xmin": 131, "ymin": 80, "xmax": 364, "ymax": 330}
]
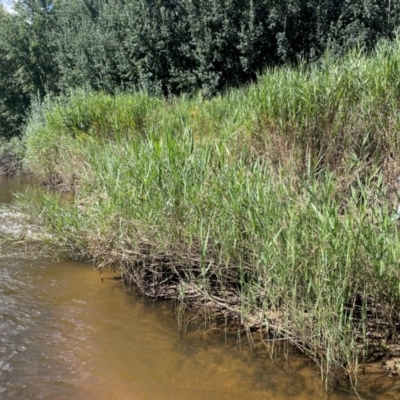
[
  {"xmin": 13, "ymin": 38, "xmax": 400, "ymax": 387},
  {"xmin": 0, "ymin": 153, "xmax": 19, "ymax": 175},
  {"xmin": 0, "ymin": 176, "xmax": 355, "ymax": 400},
  {"xmin": 0, "ymin": 138, "xmax": 25, "ymax": 175}
]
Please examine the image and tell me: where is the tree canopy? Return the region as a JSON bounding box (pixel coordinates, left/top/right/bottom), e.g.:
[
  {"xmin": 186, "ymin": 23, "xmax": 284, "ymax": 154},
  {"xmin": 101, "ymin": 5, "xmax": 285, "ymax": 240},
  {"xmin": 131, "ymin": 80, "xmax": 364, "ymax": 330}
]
[{"xmin": 1, "ymin": 0, "xmax": 400, "ymax": 138}]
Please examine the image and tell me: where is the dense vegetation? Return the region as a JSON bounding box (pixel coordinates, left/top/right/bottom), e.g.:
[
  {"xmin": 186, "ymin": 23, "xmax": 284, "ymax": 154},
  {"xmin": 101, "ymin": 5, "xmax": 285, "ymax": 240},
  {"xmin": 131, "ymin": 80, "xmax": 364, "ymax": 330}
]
[
  {"xmin": 2, "ymin": 0, "xmax": 400, "ymax": 137},
  {"xmin": 16, "ymin": 40, "xmax": 400, "ymax": 385},
  {"xmin": 4, "ymin": 0, "xmax": 400, "ymax": 387}
]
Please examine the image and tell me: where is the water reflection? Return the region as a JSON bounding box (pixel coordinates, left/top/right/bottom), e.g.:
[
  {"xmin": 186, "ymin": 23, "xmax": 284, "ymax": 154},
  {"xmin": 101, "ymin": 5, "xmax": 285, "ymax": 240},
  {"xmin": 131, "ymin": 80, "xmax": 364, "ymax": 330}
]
[{"xmin": 0, "ymin": 175, "xmax": 33, "ymax": 204}]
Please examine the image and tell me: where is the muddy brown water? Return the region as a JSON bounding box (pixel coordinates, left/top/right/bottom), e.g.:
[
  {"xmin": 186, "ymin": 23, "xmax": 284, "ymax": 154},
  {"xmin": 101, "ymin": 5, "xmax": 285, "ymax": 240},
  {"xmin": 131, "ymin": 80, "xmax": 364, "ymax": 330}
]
[{"xmin": 1, "ymin": 175, "xmax": 399, "ymax": 400}]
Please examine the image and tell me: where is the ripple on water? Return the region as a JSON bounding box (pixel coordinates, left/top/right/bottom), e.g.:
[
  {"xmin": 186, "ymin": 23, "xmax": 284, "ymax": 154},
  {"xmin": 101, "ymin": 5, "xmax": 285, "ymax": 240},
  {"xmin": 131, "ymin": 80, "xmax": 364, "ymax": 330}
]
[{"xmin": 0, "ymin": 206, "xmax": 46, "ymax": 242}]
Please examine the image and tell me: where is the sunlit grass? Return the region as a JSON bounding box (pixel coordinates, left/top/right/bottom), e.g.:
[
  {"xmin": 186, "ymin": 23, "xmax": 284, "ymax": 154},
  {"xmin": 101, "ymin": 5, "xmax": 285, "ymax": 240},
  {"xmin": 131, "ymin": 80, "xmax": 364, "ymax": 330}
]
[{"xmin": 18, "ymin": 37, "xmax": 400, "ymax": 383}]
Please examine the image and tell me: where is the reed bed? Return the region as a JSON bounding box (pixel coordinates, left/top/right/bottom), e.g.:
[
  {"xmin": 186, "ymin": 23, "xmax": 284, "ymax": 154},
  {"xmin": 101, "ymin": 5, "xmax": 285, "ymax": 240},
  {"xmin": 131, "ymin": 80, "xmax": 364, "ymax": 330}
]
[{"xmin": 18, "ymin": 38, "xmax": 400, "ymax": 383}]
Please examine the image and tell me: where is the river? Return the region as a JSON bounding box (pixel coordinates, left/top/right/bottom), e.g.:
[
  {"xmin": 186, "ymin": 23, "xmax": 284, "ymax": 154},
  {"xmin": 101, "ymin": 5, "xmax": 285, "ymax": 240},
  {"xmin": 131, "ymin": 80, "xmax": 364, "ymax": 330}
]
[{"xmin": 0, "ymin": 175, "xmax": 398, "ymax": 400}]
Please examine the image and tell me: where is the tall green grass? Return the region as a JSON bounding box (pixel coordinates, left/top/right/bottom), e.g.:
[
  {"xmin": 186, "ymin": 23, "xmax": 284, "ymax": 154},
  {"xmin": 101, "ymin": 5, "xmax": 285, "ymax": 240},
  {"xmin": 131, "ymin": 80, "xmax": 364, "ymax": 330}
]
[{"xmin": 18, "ymin": 38, "xmax": 400, "ymax": 383}]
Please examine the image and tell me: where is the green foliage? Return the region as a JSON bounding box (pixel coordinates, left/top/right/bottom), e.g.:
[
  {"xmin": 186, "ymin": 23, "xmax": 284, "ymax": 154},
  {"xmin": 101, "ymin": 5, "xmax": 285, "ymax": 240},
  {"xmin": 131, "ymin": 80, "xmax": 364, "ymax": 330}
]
[
  {"xmin": 24, "ymin": 39, "xmax": 400, "ymax": 184},
  {"xmin": 0, "ymin": 0, "xmax": 58, "ymax": 138},
  {"xmin": 2, "ymin": 0, "xmax": 400, "ymax": 138},
  {"xmin": 9, "ymin": 1, "xmax": 400, "ymax": 383},
  {"xmin": 19, "ymin": 44, "xmax": 400, "ymax": 377},
  {"xmin": 51, "ymin": 0, "xmax": 400, "ymax": 95}
]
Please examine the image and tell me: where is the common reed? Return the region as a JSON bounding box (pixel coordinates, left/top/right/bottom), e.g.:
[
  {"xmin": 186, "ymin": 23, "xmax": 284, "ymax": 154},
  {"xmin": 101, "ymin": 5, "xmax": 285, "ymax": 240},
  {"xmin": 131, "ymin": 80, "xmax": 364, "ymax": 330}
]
[{"xmin": 18, "ymin": 38, "xmax": 400, "ymax": 383}]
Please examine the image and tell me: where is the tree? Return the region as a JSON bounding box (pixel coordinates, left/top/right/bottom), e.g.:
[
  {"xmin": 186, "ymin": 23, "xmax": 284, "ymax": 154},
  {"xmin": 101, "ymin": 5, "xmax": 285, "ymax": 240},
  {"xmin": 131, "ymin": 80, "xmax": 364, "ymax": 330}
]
[
  {"xmin": 2, "ymin": 0, "xmax": 400, "ymax": 138},
  {"xmin": 0, "ymin": 0, "xmax": 58, "ymax": 138}
]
